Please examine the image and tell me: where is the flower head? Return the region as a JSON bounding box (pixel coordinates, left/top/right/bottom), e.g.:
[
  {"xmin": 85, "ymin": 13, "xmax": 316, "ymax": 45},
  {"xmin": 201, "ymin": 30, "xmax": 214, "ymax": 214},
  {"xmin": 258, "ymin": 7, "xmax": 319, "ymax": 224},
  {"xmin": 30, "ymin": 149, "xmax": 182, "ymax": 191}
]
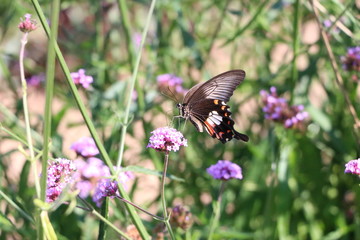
[
  {"xmin": 345, "ymin": 158, "xmax": 360, "ymax": 175},
  {"xmin": 157, "ymin": 73, "xmax": 187, "ymax": 94},
  {"xmin": 18, "ymin": 14, "xmax": 37, "ymax": 33},
  {"xmin": 260, "ymin": 87, "xmax": 308, "ymax": 129},
  {"xmin": 70, "ymin": 137, "xmax": 99, "ymax": 158},
  {"xmin": 46, "ymin": 158, "xmax": 76, "ymax": 202},
  {"xmin": 147, "ymin": 127, "xmax": 187, "ymax": 152},
  {"xmin": 92, "ymin": 169, "xmax": 134, "ymax": 207},
  {"xmin": 207, "ymin": 160, "xmax": 243, "ymax": 181},
  {"xmin": 341, "ymin": 46, "xmax": 360, "ymax": 72},
  {"xmin": 70, "ymin": 69, "xmax": 93, "ymax": 89},
  {"xmin": 170, "ymin": 205, "xmax": 193, "ymax": 230}
]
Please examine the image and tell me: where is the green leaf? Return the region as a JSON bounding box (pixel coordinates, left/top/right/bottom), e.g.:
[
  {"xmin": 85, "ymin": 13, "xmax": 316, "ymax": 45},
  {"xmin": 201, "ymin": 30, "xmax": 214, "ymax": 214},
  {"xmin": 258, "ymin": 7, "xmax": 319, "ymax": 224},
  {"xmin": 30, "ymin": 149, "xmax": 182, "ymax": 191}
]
[{"xmin": 306, "ymin": 105, "xmax": 332, "ymax": 131}]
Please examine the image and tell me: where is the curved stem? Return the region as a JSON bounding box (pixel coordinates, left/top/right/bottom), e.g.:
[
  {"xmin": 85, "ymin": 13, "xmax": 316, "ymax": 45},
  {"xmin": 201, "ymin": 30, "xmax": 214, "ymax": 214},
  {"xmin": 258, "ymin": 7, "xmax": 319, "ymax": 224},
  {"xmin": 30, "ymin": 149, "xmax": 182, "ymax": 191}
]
[{"xmin": 19, "ymin": 32, "xmax": 40, "ymax": 198}]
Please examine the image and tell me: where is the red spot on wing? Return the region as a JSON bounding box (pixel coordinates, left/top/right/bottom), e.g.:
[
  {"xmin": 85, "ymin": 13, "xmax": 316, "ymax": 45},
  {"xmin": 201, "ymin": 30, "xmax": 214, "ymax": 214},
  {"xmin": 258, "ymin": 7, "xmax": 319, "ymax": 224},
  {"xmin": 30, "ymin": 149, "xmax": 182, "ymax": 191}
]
[{"xmin": 204, "ymin": 120, "xmax": 216, "ymax": 136}]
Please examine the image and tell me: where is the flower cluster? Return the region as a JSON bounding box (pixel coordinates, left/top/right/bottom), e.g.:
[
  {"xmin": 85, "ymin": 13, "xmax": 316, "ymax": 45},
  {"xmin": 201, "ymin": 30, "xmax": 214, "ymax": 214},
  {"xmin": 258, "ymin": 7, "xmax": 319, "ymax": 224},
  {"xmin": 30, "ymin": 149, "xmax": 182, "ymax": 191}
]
[
  {"xmin": 157, "ymin": 73, "xmax": 187, "ymax": 94},
  {"xmin": 70, "ymin": 137, "xmax": 99, "ymax": 157},
  {"xmin": 18, "ymin": 14, "xmax": 37, "ymax": 33},
  {"xmin": 207, "ymin": 160, "xmax": 243, "ymax": 181},
  {"xmin": 70, "ymin": 69, "xmax": 93, "ymax": 89},
  {"xmin": 73, "ymin": 157, "xmax": 110, "ymax": 198},
  {"xmin": 260, "ymin": 87, "xmax": 308, "ymax": 129},
  {"xmin": 92, "ymin": 169, "xmax": 134, "ymax": 207},
  {"xmin": 147, "ymin": 127, "xmax": 187, "ymax": 152},
  {"xmin": 170, "ymin": 205, "xmax": 194, "ymax": 230},
  {"xmin": 341, "ymin": 46, "xmax": 360, "ymax": 72},
  {"xmin": 345, "ymin": 158, "xmax": 360, "ymax": 175},
  {"xmin": 46, "ymin": 158, "xmax": 77, "ymax": 202}
]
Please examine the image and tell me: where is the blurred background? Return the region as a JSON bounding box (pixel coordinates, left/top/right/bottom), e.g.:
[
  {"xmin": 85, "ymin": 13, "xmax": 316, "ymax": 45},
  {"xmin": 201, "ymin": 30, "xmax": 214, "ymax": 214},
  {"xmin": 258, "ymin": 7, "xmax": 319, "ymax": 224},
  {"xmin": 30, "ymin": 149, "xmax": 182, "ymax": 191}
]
[{"xmin": 0, "ymin": 0, "xmax": 360, "ymax": 239}]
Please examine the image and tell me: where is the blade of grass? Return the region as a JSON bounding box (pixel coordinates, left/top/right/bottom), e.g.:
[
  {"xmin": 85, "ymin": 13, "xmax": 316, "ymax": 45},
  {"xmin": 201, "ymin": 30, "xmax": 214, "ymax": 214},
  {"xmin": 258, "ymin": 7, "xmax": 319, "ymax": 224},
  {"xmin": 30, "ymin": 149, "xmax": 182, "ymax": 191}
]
[{"xmin": 30, "ymin": 0, "xmax": 151, "ymax": 238}]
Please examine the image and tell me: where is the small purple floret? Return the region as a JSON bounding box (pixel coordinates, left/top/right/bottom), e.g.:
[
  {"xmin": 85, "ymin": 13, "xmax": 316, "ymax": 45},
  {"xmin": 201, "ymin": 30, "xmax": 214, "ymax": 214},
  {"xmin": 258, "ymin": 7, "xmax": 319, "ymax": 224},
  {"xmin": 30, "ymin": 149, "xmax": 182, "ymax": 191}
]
[
  {"xmin": 70, "ymin": 137, "xmax": 99, "ymax": 157},
  {"xmin": 70, "ymin": 69, "xmax": 93, "ymax": 89},
  {"xmin": 207, "ymin": 160, "xmax": 243, "ymax": 181},
  {"xmin": 345, "ymin": 159, "xmax": 360, "ymax": 175}
]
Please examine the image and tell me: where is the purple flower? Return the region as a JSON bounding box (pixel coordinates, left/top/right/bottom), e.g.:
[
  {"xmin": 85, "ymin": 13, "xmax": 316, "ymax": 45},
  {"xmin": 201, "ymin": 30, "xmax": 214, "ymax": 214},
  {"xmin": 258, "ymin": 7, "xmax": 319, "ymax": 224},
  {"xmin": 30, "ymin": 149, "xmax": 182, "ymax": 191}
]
[
  {"xmin": 341, "ymin": 46, "xmax": 360, "ymax": 72},
  {"xmin": 260, "ymin": 87, "xmax": 308, "ymax": 129},
  {"xmin": 70, "ymin": 69, "xmax": 93, "ymax": 89},
  {"xmin": 26, "ymin": 73, "xmax": 45, "ymax": 87},
  {"xmin": 73, "ymin": 157, "xmax": 110, "ymax": 198},
  {"xmin": 46, "ymin": 158, "xmax": 76, "ymax": 202},
  {"xmin": 147, "ymin": 127, "xmax": 187, "ymax": 152},
  {"xmin": 92, "ymin": 169, "xmax": 134, "ymax": 207},
  {"xmin": 157, "ymin": 74, "xmax": 187, "ymax": 94},
  {"xmin": 345, "ymin": 159, "xmax": 360, "ymax": 175},
  {"xmin": 18, "ymin": 14, "xmax": 37, "ymax": 33},
  {"xmin": 132, "ymin": 32, "xmax": 142, "ymax": 49},
  {"xmin": 207, "ymin": 160, "xmax": 243, "ymax": 181},
  {"xmin": 70, "ymin": 137, "xmax": 99, "ymax": 157}
]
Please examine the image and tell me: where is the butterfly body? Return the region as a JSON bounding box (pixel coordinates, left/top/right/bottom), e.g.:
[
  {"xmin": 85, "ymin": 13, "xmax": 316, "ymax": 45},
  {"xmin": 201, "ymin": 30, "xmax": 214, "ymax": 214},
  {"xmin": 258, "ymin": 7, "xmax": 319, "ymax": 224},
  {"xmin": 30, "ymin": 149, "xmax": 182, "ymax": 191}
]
[{"xmin": 177, "ymin": 70, "xmax": 249, "ymax": 143}]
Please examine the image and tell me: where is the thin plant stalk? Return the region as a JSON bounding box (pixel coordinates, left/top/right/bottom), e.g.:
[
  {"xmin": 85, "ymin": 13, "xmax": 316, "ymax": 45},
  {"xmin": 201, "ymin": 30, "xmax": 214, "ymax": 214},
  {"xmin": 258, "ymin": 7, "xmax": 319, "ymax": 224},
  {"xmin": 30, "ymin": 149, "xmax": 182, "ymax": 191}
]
[
  {"xmin": 160, "ymin": 152, "xmax": 175, "ymax": 239},
  {"xmin": 115, "ymin": 0, "xmax": 156, "ymax": 169},
  {"xmin": 310, "ymin": 0, "xmax": 360, "ymax": 146},
  {"xmin": 19, "ymin": 30, "xmax": 40, "ymax": 198},
  {"xmin": 0, "ymin": 189, "xmax": 34, "ymax": 223},
  {"xmin": 208, "ymin": 181, "xmax": 226, "ymax": 240},
  {"xmin": 30, "ymin": 0, "xmax": 151, "ymax": 238},
  {"xmin": 41, "ymin": 0, "xmax": 60, "ymax": 203}
]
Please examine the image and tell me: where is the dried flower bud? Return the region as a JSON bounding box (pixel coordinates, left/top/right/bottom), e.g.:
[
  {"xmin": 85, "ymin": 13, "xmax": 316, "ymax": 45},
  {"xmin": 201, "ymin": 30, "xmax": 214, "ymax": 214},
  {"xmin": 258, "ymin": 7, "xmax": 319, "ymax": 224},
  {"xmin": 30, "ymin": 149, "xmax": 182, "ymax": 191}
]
[{"xmin": 170, "ymin": 205, "xmax": 193, "ymax": 230}]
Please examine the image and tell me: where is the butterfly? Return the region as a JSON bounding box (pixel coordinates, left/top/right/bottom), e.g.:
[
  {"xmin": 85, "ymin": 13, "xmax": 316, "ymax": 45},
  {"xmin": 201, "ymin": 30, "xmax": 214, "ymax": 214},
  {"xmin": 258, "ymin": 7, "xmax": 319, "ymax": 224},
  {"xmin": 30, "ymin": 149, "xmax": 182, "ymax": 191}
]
[{"xmin": 176, "ymin": 70, "xmax": 249, "ymax": 143}]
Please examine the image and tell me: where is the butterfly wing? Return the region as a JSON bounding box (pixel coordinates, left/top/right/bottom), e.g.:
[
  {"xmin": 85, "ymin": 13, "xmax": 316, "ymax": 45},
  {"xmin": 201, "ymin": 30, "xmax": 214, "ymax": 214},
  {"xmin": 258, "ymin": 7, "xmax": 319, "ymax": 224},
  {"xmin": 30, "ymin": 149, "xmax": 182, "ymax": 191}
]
[
  {"xmin": 187, "ymin": 99, "xmax": 249, "ymax": 143},
  {"xmin": 183, "ymin": 70, "xmax": 245, "ymax": 104}
]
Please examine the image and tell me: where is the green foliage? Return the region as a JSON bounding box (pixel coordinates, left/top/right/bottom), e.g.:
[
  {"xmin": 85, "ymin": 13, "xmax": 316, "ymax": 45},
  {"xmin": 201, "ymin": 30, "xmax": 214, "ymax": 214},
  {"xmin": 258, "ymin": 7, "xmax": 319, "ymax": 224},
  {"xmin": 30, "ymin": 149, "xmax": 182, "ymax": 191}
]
[{"xmin": 0, "ymin": 0, "xmax": 360, "ymax": 239}]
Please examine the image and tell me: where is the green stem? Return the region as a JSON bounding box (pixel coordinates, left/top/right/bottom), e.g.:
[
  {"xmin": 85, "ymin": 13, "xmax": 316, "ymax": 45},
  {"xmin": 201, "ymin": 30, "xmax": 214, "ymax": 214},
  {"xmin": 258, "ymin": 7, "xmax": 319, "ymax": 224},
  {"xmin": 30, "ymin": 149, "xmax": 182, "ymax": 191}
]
[
  {"xmin": 115, "ymin": 0, "xmax": 156, "ymax": 169},
  {"xmin": 208, "ymin": 181, "xmax": 226, "ymax": 240},
  {"xmin": 161, "ymin": 152, "xmax": 175, "ymax": 239},
  {"xmin": 30, "ymin": 0, "xmax": 151, "ymax": 238},
  {"xmin": 0, "ymin": 189, "xmax": 34, "ymax": 223},
  {"xmin": 19, "ymin": 31, "xmax": 40, "ymax": 198},
  {"xmin": 291, "ymin": 0, "xmax": 301, "ymax": 102},
  {"xmin": 41, "ymin": 0, "xmax": 60, "ymax": 202},
  {"xmin": 117, "ymin": 0, "xmax": 145, "ymax": 112}
]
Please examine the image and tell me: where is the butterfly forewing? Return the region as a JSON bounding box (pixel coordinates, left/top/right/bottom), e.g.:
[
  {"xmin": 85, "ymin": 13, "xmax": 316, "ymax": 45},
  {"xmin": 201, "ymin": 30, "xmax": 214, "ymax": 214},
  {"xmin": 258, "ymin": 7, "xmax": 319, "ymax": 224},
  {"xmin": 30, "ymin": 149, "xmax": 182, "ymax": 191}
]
[{"xmin": 183, "ymin": 70, "xmax": 245, "ymax": 104}]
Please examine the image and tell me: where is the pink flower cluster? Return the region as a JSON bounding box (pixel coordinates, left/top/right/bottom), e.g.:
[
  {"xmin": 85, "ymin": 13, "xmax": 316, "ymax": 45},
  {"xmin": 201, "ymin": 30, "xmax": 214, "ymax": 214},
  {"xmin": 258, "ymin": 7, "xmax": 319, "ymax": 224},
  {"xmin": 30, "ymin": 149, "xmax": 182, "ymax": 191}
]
[
  {"xmin": 157, "ymin": 73, "xmax": 187, "ymax": 94},
  {"xmin": 147, "ymin": 127, "xmax": 188, "ymax": 152},
  {"xmin": 18, "ymin": 14, "xmax": 37, "ymax": 33},
  {"xmin": 341, "ymin": 46, "xmax": 360, "ymax": 72},
  {"xmin": 46, "ymin": 158, "xmax": 76, "ymax": 202},
  {"xmin": 207, "ymin": 160, "xmax": 243, "ymax": 181},
  {"xmin": 70, "ymin": 69, "xmax": 93, "ymax": 89},
  {"xmin": 345, "ymin": 158, "xmax": 360, "ymax": 175},
  {"xmin": 260, "ymin": 87, "xmax": 308, "ymax": 129}
]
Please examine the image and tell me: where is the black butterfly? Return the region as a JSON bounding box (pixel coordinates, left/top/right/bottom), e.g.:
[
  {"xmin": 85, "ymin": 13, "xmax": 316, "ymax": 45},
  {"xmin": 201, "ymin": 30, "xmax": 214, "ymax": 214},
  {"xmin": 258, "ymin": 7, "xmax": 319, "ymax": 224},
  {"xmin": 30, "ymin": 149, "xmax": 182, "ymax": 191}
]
[{"xmin": 177, "ymin": 70, "xmax": 249, "ymax": 144}]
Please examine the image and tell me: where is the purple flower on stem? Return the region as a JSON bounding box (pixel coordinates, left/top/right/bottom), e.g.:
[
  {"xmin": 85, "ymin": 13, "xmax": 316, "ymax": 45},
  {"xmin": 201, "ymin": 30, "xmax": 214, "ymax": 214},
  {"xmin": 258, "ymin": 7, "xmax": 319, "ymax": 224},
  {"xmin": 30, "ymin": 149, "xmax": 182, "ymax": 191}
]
[
  {"xmin": 92, "ymin": 169, "xmax": 134, "ymax": 207},
  {"xmin": 46, "ymin": 158, "xmax": 76, "ymax": 202},
  {"xmin": 260, "ymin": 87, "xmax": 309, "ymax": 129},
  {"xmin": 341, "ymin": 46, "xmax": 360, "ymax": 72},
  {"xmin": 345, "ymin": 159, "xmax": 360, "ymax": 175},
  {"xmin": 157, "ymin": 74, "xmax": 187, "ymax": 94},
  {"xmin": 18, "ymin": 14, "xmax": 37, "ymax": 33},
  {"xmin": 207, "ymin": 160, "xmax": 243, "ymax": 181},
  {"xmin": 70, "ymin": 69, "xmax": 93, "ymax": 89},
  {"xmin": 70, "ymin": 137, "xmax": 99, "ymax": 158},
  {"xmin": 147, "ymin": 127, "xmax": 187, "ymax": 152}
]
